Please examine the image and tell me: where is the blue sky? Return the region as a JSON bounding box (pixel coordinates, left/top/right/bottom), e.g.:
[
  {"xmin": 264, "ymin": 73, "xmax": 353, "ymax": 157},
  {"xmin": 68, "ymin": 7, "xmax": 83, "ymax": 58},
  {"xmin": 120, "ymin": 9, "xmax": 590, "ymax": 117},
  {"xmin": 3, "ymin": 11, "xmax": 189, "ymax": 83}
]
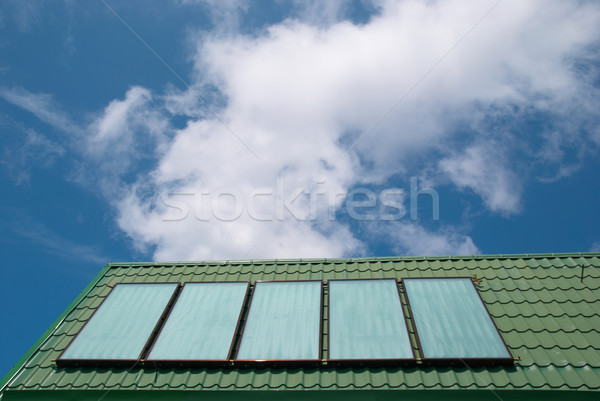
[{"xmin": 1, "ymin": 0, "xmax": 599, "ymax": 378}]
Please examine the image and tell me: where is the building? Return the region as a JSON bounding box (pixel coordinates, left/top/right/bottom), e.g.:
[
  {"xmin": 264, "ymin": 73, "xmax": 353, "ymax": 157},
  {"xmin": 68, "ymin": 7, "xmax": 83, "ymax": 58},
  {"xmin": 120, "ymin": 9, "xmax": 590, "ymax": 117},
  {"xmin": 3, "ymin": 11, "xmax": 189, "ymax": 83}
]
[{"xmin": 1, "ymin": 252, "xmax": 599, "ymax": 400}]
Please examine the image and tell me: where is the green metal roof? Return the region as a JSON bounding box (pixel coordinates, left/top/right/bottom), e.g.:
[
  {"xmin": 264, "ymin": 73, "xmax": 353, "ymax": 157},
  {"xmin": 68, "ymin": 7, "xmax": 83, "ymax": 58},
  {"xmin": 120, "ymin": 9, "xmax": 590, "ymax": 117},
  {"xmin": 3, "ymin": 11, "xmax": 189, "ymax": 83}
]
[{"xmin": 2, "ymin": 253, "xmax": 600, "ymax": 400}]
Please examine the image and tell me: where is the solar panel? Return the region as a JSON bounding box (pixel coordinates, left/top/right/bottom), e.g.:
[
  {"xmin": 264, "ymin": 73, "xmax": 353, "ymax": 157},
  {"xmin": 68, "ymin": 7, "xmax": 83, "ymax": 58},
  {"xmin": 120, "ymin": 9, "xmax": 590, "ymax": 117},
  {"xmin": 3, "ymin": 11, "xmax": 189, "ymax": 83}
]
[
  {"xmin": 59, "ymin": 283, "xmax": 178, "ymax": 362},
  {"xmin": 328, "ymin": 279, "xmax": 413, "ymax": 361},
  {"xmin": 403, "ymin": 277, "xmax": 512, "ymax": 360},
  {"xmin": 235, "ymin": 281, "xmax": 322, "ymax": 362},
  {"xmin": 147, "ymin": 282, "xmax": 249, "ymax": 362}
]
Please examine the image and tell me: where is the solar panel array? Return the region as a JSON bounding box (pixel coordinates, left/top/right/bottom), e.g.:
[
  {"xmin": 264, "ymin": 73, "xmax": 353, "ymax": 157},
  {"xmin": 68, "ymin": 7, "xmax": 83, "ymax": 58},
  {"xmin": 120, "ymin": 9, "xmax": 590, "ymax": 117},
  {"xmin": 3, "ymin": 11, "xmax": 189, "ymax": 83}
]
[{"xmin": 58, "ymin": 277, "xmax": 512, "ymax": 367}]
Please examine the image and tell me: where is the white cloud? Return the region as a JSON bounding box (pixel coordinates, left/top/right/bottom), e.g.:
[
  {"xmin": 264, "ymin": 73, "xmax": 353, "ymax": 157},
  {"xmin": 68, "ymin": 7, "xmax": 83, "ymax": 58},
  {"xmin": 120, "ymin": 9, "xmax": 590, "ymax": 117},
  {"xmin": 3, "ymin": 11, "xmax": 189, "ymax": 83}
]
[
  {"xmin": 387, "ymin": 222, "xmax": 479, "ymax": 256},
  {"xmin": 116, "ymin": 184, "xmax": 363, "ymax": 261},
  {"xmin": 115, "ymin": 112, "xmax": 361, "ymax": 260},
  {"xmin": 112, "ymin": 0, "xmax": 600, "ymax": 260},
  {"xmin": 194, "ymin": 0, "xmax": 599, "ymax": 171},
  {"xmin": 84, "ymin": 86, "xmax": 172, "ymax": 191},
  {"xmin": 88, "ymin": 86, "xmax": 162, "ymax": 156},
  {"xmin": 439, "ymin": 141, "xmax": 522, "ymax": 215},
  {"xmin": 0, "ymin": 86, "xmax": 79, "ymax": 134}
]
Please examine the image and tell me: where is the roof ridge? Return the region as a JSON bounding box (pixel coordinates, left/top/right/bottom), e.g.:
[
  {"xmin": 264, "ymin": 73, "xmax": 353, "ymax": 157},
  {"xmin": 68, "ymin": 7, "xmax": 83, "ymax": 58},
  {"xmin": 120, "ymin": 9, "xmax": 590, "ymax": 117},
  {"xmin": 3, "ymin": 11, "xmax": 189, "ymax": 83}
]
[{"xmin": 106, "ymin": 252, "xmax": 600, "ymax": 268}]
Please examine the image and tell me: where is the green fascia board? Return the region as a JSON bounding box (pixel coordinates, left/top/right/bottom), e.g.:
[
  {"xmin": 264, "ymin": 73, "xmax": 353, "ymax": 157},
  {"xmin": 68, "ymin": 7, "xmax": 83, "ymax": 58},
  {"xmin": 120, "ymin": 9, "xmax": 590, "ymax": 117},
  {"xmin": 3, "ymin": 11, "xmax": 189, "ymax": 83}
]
[
  {"xmin": 2, "ymin": 389, "xmax": 600, "ymax": 401},
  {"xmin": 0, "ymin": 263, "xmax": 113, "ymax": 392}
]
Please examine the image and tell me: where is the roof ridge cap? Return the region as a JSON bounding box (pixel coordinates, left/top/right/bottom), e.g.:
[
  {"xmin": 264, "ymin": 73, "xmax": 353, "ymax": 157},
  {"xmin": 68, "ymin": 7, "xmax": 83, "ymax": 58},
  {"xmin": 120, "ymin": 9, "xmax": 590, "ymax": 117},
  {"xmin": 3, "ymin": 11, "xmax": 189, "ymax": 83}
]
[{"xmin": 104, "ymin": 252, "xmax": 600, "ymax": 268}]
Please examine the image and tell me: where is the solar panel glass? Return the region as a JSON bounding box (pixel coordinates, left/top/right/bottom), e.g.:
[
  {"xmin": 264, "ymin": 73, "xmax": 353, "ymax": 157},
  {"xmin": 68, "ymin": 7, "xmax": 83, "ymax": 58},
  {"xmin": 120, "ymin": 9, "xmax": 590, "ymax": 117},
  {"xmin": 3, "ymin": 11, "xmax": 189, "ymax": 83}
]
[
  {"xmin": 328, "ymin": 279, "xmax": 413, "ymax": 360},
  {"xmin": 147, "ymin": 282, "xmax": 248, "ymax": 361},
  {"xmin": 236, "ymin": 281, "xmax": 322, "ymax": 361},
  {"xmin": 59, "ymin": 283, "xmax": 177, "ymax": 361},
  {"xmin": 403, "ymin": 278, "xmax": 511, "ymax": 360}
]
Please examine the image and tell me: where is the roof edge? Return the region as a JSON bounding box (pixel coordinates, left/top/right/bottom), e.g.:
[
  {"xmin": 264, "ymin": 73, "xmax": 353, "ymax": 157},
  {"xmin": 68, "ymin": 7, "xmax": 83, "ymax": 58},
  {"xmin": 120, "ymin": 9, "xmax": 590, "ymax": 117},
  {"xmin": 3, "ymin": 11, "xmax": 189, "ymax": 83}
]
[
  {"xmin": 106, "ymin": 252, "xmax": 600, "ymax": 268},
  {"xmin": 0, "ymin": 263, "xmax": 113, "ymax": 393}
]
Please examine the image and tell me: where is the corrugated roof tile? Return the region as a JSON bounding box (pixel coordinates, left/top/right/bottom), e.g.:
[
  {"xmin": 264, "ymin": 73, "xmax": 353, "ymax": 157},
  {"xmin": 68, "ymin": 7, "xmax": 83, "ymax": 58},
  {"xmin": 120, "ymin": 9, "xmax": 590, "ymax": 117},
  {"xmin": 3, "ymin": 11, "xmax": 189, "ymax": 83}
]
[{"xmin": 575, "ymin": 365, "xmax": 600, "ymax": 389}]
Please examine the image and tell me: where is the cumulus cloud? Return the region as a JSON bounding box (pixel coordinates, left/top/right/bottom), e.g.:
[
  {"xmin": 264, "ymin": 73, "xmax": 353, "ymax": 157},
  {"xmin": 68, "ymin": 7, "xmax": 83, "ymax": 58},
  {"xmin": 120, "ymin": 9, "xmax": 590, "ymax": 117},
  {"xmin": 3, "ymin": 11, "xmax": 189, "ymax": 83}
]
[
  {"xmin": 387, "ymin": 222, "xmax": 479, "ymax": 256},
  {"xmin": 111, "ymin": 0, "xmax": 600, "ymax": 260},
  {"xmin": 193, "ymin": 0, "xmax": 599, "ymax": 170},
  {"xmin": 4, "ymin": 0, "xmax": 600, "ymax": 260},
  {"xmin": 439, "ymin": 141, "xmax": 522, "ymax": 215},
  {"xmin": 117, "ymin": 186, "xmax": 363, "ymax": 261},
  {"xmin": 87, "ymin": 86, "xmax": 170, "ymax": 176},
  {"xmin": 115, "ymin": 113, "xmax": 360, "ymax": 260}
]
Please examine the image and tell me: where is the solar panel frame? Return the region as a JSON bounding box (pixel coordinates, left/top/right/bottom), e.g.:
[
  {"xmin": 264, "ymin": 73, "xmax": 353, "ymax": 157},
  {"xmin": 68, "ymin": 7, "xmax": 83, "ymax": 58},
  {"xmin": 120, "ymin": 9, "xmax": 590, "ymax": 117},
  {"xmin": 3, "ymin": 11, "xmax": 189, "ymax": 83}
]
[
  {"xmin": 56, "ymin": 282, "xmax": 180, "ymax": 368},
  {"xmin": 402, "ymin": 277, "xmax": 513, "ymax": 366},
  {"xmin": 234, "ymin": 280, "xmax": 323, "ymax": 367},
  {"xmin": 326, "ymin": 278, "xmax": 415, "ymax": 366},
  {"xmin": 144, "ymin": 281, "xmax": 250, "ymax": 368}
]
